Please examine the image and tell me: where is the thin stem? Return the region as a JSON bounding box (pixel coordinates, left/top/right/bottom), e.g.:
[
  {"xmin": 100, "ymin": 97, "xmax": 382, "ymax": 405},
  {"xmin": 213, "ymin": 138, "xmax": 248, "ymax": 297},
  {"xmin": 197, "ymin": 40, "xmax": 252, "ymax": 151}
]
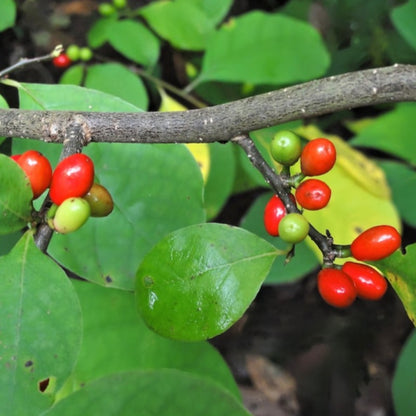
[
  {"xmin": 0, "ymin": 45, "xmax": 63, "ymax": 79},
  {"xmin": 133, "ymin": 66, "xmax": 207, "ymax": 109}
]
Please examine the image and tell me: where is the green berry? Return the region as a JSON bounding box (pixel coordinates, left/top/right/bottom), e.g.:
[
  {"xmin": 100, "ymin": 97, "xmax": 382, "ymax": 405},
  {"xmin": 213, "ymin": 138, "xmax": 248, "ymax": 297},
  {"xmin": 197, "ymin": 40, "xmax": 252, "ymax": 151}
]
[
  {"xmin": 79, "ymin": 47, "xmax": 93, "ymax": 62},
  {"xmin": 270, "ymin": 130, "xmax": 302, "ymax": 166},
  {"xmin": 53, "ymin": 197, "xmax": 91, "ymax": 234},
  {"xmin": 278, "ymin": 213, "xmax": 309, "ymax": 244},
  {"xmin": 113, "ymin": 0, "xmax": 127, "ymax": 9},
  {"xmin": 66, "ymin": 45, "xmax": 81, "ymax": 61},
  {"xmin": 98, "ymin": 3, "xmax": 116, "ymax": 16}
]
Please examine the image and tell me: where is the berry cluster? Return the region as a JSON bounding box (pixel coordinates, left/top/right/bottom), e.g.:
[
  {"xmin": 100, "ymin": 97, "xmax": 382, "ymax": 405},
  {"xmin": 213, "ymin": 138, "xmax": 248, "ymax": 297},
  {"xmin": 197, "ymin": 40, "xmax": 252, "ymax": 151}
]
[
  {"xmin": 52, "ymin": 45, "xmax": 93, "ymax": 69},
  {"xmin": 263, "ymin": 130, "xmax": 401, "ymax": 308},
  {"xmin": 11, "ymin": 151, "xmax": 113, "ymax": 234},
  {"xmin": 264, "ymin": 131, "xmax": 335, "ymax": 243}
]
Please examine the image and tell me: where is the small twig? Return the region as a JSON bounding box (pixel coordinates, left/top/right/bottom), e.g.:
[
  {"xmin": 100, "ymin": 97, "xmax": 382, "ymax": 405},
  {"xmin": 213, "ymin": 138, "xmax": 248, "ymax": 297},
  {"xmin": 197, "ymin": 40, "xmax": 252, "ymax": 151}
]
[
  {"xmin": 34, "ymin": 116, "xmax": 90, "ymax": 252},
  {"xmin": 0, "ymin": 45, "xmax": 63, "ymax": 79}
]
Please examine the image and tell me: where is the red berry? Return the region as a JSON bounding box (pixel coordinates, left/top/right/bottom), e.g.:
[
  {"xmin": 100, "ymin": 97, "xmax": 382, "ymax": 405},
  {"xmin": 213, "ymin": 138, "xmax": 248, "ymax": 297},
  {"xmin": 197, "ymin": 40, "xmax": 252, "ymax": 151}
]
[
  {"xmin": 10, "ymin": 154, "xmax": 21, "ymax": 162},
  {"xmin": 342, "ymin": 261, "xmax": 387, "ymax": 300},
  {"xmin": 317, "ymin": 268, "xmax": 357, "ymax": 308},
  {"xmin": 52, "ymin": 53, "xmax": 72, "ymax": 68},
  {"xmin": 295, "ymin": 179, "xmax": 331, "ymax": 210},
  {"xmin": 49, "ymin": 153, "xmax": 95, "ymax": 205},
  {"xmin": 351, "ymin": 225, "xmax": 401, "ymax": 261},
  {"xmin": 300, "ymin": 138, "xmax": 336, "ymax": 176},
  {"xmin": 263, "ymin": 194, "xmax": 295, "ymax": 237},
  {"xmin": 17, "ymin": 150, "xmax": 52, "ymax": 198}
]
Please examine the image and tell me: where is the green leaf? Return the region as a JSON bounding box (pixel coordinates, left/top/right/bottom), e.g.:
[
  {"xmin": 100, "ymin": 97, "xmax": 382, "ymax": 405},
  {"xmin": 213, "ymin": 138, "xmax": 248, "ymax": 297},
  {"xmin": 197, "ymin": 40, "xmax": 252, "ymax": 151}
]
[
  {"xmin": 199, "ymin": 11, "xmax": 330, "ymax": 85},
  {"xmin": 87, "ymin": 16, "xmax": 117, "ymax": 49},
  {"xmin": 0, "ymin": 0, "xmax": 16, "ymax": 32},
  {"xmin": 17, "ymin": 82, "xmax": 141, "ymax": 112},
  {"xmin": 136, "ymin": 223, "xmax": 278, "ymax": 341},
  {"xmin": 374, "ymin": 243, "xmax": 416, "ymax": 326},
  {"xmin": 241, "ymin": 193, "xmax": 319, "ymax": 284},
  {"xmin": 84, "ymin": 63, "xmax": 148, "ymax": 110},
  {"xmin": 107, "ymin": 19, "xmax": 160, "ymax": 66},
  {"xmin": 48, "ymin": 142, "xmax": 205, "ymax": 290},
  {"xmin": 140, "ymin": 0, "xmax": 232, "ymax": 50},
  {"xmin": 350, "ymin": 103, "xmax": 416, "ymax": 165},
  {"xmin": 392, "ymin": 329, "xmax": 416, "ymax": 416},
  {"xmin": 59, "ymin": 280, "xmax": 240, "ymax": 400},
  {"xmin": 0, "ymin": 154, "xmax": 32, "ymax": 234},
  {"xmin": 45, "ymin": 370, "xmax": 251, "ymax": 416},
  {"xmin": 391, "ymin": 0, "xmax": 416, "ymax": 52},
  {"xmin": 0, "ymin": 232, "xmax": 82, "ymax": 416},
  {"xmin": 379, "ymin": 160, "xmax": 416, "ymax": 227},
  {"xmin": 204, "ymin": 142, "xmax": 236, "ymax": 219},
  {"xmin": 59, "ymin": 64, "xmax": 85, "ymax": 86}
]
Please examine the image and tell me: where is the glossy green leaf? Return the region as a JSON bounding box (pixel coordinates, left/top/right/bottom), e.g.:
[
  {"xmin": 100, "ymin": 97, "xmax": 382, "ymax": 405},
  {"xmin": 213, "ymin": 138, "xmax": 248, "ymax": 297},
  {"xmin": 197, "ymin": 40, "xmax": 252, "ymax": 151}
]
[
  {"xmin": 17, "ymin": 82, "xmax": 141, "ymax": 113},
  {"xmin": 59, "ymin": 280, "xmax": 240, "ymax": 400},
  {"xmin": 374, "ymin": 243, "xmax": 416, "ymax": 326},
  {"xmin": 0, "ymin": 154, "xmax": 32, "ymax": 234},
  {"xmin": 0, "ymin": 0, "xmax": 16, "ymax": 32},
  {"xmin": 392, "ymin": 329, "xmax": 416, "ymax": 416},
  {"xmin": 0, "ymin": 232, "xmax": 82, "ymax": 416},
  {"xmin": 45, "ymin": 370, "xmax": 251, "ymax": 416},
  {"xmin": 59, "ymin": 64, "xmax": 85, "ymax": 86},
  {"xmin": 241, "ymin": 193, "xmax": 319, "ymax": 284},
  {"xmin": 350, "ymin": 103, "xmax": 416, "ymax": 165},
  {"xmin": 199, "ymin": 11, "xmax": 330, "ymax": 85},
  {"xmin": 48, "ymin": 142, "xmax": 205, "ymax": 290},
  {"xmin": 12, "ymin": 82, "xmax": 205, "ymax": 290},
  {"xmin": 136, "ymin": 223, "xmax": 278, "ymax": 341},
  {"xmin": 84, "ymin": 63, "xmax": 148, "ymax": 110},
  {"xmin": 391, "ymin": 0, "xmax": 416, "ymax": 52},
  {"xmin": 140, "ymin": 0, "xmax": 232, "ymax": 50},
  {"xmin": 107, "ymin": 19, "xmax": 160, "ymax": 66},
  {"xmin": 87, "ymin": 16, "xmax": 117, "ymax": 48},
  {"xmin": 204, "ymin": 142, "xmax": 236, "ymax": 219},
  {"xmin": 379, "ymin": 160, "xmax": 416, "ymax": 227}
]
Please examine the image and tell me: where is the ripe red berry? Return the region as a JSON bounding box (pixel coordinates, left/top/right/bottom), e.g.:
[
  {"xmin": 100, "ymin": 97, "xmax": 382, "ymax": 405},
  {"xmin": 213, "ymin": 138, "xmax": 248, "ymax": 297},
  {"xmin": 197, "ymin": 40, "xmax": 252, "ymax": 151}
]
[
  {"xmin": 49, "ymin": 153, "xmax": 95, "ymax": 205},
  {"xmin": 317, "ymin": 268, "xmax": 357, "ymax": 308},
  {"xmin": 342, "ymin": 261, "xmax": 387, "ymax": 300},
  {"xmin": 263, "ymin": 194, "xmax": 295, "ymax": 236},
  {"xmin": 264, "ymin": 195, "xmax": 287, "ymax": 236},
  {"xmin": 10, "ymin": 154, "xmax": 21, "ymax": 162},
  {"xmin": 52, "ymin": 53, "xmax": 72, "ymax": 68},
  {"xmin": 295, "ymin": 179, "xmax": 331, "ymax": 210},
  {"xmin": 17, "ymin": 150, "xmax": 52, "ymax": 198},
  {"xmin": 351, "ymin": 225, "xmax": 401, "ymax": 261},
  {"xmin": 300, "ymin": 138, "xmax": 336, "ymax": 176}
]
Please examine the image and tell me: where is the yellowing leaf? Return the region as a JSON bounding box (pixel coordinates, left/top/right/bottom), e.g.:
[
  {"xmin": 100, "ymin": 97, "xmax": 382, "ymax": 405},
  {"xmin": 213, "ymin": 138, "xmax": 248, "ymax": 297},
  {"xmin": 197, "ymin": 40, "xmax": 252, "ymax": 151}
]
[
  {"xmin": 158, "ymin": 89, "xmax": 210, "ymax": 182},
  {"xmin": 296, "ymin": 125, "xmax": 390, "ymax": 199},
  {"xmin": 294, "ymin": 125, "xmax": 401, "ymax": 260}
]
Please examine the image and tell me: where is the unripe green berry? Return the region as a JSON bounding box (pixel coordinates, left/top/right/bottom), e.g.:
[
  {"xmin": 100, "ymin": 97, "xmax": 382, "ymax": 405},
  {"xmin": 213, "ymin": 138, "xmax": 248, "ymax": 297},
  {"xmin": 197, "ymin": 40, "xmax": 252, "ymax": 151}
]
[
  {"xmin": 98, "ymin": 3, "xmax": 116, "ymax": 16},
  {"xmin": 113, "ymin": 0, "xmax": 127, "ymax": 9},
  {"xmin": 278, "ymin": 213, "xmax": 309, "ymax": 244},
  {"xmin": 270, "ymin": 130, "xmax": 302, "ymax": 166},
  {"xmin": 79, "ymin": 47, "xmax": 93, "ymax": 62},
  {"xmin": 66, "ymin": 44, "xmax": 81, "ymax": 61},
  {"xmin": 84, "ymin": 183, "xmax": 114, "ymax": 217},
  {"xmin": 53, "ymin": 197, "xmax": 90, "ymax": 234}
]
